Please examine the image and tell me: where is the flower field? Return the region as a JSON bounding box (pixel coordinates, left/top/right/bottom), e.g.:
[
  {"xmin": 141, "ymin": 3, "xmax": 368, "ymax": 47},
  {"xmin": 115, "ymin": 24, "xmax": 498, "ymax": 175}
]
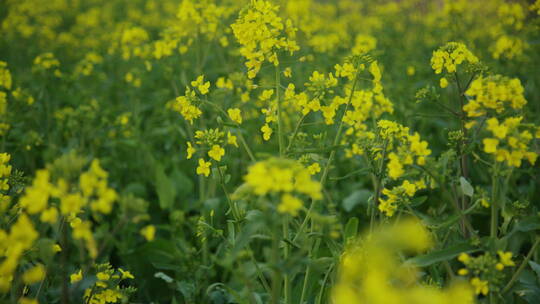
[{"xmin": 1, "ymin": 0, "xmax": 540, "ymax": 303}]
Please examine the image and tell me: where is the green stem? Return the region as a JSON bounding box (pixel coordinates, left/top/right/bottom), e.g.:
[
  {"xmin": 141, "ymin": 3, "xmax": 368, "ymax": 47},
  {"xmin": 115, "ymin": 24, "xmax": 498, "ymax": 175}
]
[
  {"xmin": 217, "ymin": 166, "xmax": 241, "ymax": 223},
  {"xmin": 271, "ymin": 222, "xmax": 281, "ymax": 304},
  {"xmin": 316, "ymin": 262, "xmax": 335, "ymax": 304},
  {"xmin": 299, "ymin": 238, "xmax": 321, "ymax": 304},
  {"xmin": 370, "ymin": 139, "xmax": 388, "ymax": 233},
  {"xmin": 502, "ymin": 238, "xmax": 540, "ymax": 294},
  {"xmin": 283, "ymin": 216, "xmax": 290, "ymax": 304},
  {"xmin": 285, "ymin": 113, "xmax": 307, "ymax": 155},
  {"xmin": 490, "ymin": 163, "xmax": 500, "ymax": 239},
  {"xmin": 249, "ymin": 251, "xmax": 272, "ymax": 294},
  {"xmin": 238, "ymin": 131, "xmax": 256, "ymax": 162},
  {"xmin": 275, "ymin": 65, "xmax": 284, "ymax": 157}
]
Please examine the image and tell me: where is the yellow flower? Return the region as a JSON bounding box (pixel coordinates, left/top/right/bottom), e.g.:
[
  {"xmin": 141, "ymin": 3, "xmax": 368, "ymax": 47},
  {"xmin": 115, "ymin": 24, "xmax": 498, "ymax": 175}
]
[
  {"xmin": 486, "ymin": 118, "xmax": 508, "ymax": 139},
  {"xmin": 261, "ymin": 124, "xmax": 272, "ymax": 141},
  {"xmin": 458, "ymin": 253, "xmax": 471, "ymax": 264},
  {"xmin": 431, "ymin": 42, "xmax": 478, "ymax": 74},
  {"xmin": 22, "ymin": 264, "xmax": 46, "ymax": 284},
  {"xmin": 187, "ymin": 142, "xmax": 196, "ymax": 159},
  {"xmin": 259, "ymin": 89, "xmax": 274, "ymax": 101},
  {"xmin": 70, "ymin": 270, "xmax": 83, "ymax": 283},
  {"xmin": 228, "ymin": 108, "xmax": 242, "ymax": 124},
  {"xmin": 483, "ymin": 138, "xmax": 499, "ymax": 154},
  {"xmin": 440, "ymin": 77, "xmax": 449, "ymax": 88},
  {"xmin": 231, "ymin": 1, "xmax": 299, "ymax": 78},
  {"xmin": 0, "ymin": 61, "xmax": 12, "ymax": 90},
  {"xmin": 52, "ymin": 244, "xmax": 62, "ymax": 253},
  {"xmin": 497, "ymin": 251, "xmax": 515, "ymax": 267},
  {"xmin": 401, "ymin": 180, "xmax": 417, "ymax": 197},
  {"xmin": 465, "ymin": 121, "xmax": 477, "ymax": 129},
  {"xmin": 283, "ymin": 67, "xmax": 292, "ymax": 78},
  {"xmin": 191, "ymin": 75, "xmax": 210, "ymax": 95},
  {"xmin": 96, "ymin": 271, "xmax": 110, "ymax": 281},
  {"xmin": 227, "ymin": 132, "xmax": 238, "ymax": 147},
  {"xmin": 140, "ymin": 225, "xmax": 156, "ymax": 241},
  {"xmin": 458, "ymin": 268, "xmax": 469, "ymax": 276},
  {"xmin": 278, "ymin": 194, "xmax": 303, "ymax": 216},
  {"xmin": 18, "ymin": 298, "xmax": 38, "ymax": 304},
  {"xmin": 208, "ymin": 145, "xmax": 225, "ymax": 161},
  {"xmin": 40, "ymin": 207, "xmax": 58, "ymax": 224},
  {"xmin": 168, "ymin": 92, "xmax": 202, "ymax": 124},
  {"xmin": 216, "ymin": 77, "xmax": 233, "ymax": 89},
  {"xmin": 196, "ymin": 158, "xmax": 211, "ymax": 177},
  {"xmin": 387, "ymin": 153, "xmax": 404, "ymax": 180},
  {"xmin": 119, "ymin": 268, "xmax": 135, "ymax": 279},
  {"xmin": 307, "ymin": 163, "xmax": 321, "ymax": 175},
  {"xmin": 470, "ymin": 277, "xmax": 489, "ymax": 295}
]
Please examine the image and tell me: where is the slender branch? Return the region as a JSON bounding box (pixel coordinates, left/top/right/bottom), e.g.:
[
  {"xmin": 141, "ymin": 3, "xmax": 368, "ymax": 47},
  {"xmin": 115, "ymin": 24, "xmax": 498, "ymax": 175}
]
[
  {"xmin": 502, "ymin": 238, "xmax": 540, "ymax": 294},
  {"xmin": 275, "ymin": 65, "xmax": 284, "ymax": 157}
]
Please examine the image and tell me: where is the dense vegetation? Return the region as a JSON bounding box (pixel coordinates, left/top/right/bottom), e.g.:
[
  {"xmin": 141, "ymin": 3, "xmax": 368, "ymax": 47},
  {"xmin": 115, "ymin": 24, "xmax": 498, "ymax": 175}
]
[{"xmin": 1, "ymin": 0, "xmax": 540, "ymax": 303}]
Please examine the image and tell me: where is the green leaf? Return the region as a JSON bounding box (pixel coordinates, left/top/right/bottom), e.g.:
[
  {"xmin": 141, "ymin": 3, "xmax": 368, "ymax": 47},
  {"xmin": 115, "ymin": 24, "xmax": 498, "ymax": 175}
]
[
  {"xmin": 513, "ymin": 217, "xmax": 540, "ymax": 233},
  {"xmin": 410, "ymin": 195, "xmax": 428, "ymax": 207},
  {"xmin": 459, "ymin": 177, "xmax": 474, "ymax": 197},
  {"xmin": 529, "ymin": 261, "xmax": 540, "ymax": 281},
  {"xmin": 171, "ymin": 169, "xmax": 193, "ymax": 199},
  {"xmin": 154, "ymin": 272, "xmax": 174, "ymax": 283},
  {"xmin": 154, "ymin": 162, "xmax": 177, "ymax": 210},
  {"xmin": 405, "ymin": 242, "xmax": 479, "ymax": 267},
  {"xmin": 344, "ymin": 217, "xmax": 359, "ymax": 240},
  {"xmin": 36, "ymin": 238, "xmax": 56, "ymax": 264},
  {"xmin": 342, "ymin": 189, "xmax": 371, "ymax": 212}
]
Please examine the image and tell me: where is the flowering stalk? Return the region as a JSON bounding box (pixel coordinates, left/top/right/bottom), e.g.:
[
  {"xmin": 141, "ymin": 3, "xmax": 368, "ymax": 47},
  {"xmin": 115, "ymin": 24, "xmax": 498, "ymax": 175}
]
[
  {"xmin": 298, "ymin": 62, "xmax": 362, "ymax": 304},
  {"xmin": 296, "ymin": 61, "xmax": 362, "ymax": 241},
  {"xmin": 370, "ymin": 139, "xmax": 389, "ymax": 233}
]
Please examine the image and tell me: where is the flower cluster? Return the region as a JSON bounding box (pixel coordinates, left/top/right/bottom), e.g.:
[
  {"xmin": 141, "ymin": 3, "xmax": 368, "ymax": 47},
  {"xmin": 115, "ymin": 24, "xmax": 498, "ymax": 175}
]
[
  {"xmin": 153, "ymin": 0, "xmax": 235, "ymax": 59},
  {"xmin": 482, "ymin": 117, "xmax": 538, "ymax": 167},
  {"xmin": 231, "ymin": 0, "xmax": 299, "ymax": 78},
  {"xmin": 0, "ymin": 214, "xmax": 39, "ymax": 292},
  {"xmin": 326, "ymin": 60, "xmax": 392, "ymax": 137},
  {"xmin": 167, "ymin": 75, "xmax": 211, "ymax": 124},
  {"xmin": 0, "ymin": 62, "xmax": 11, "ymax": 91},
  {"xmin": 431, "ymin": 42, "xmax": 478, "ymax": 74},
  {"xmin": 243, "ymin": 158, "xmax": 322, "ymax": 216},
  {"xmin": 0, "ymin": 62, "xmax": 12, "ymax": 135},
  {"xmin": 188, "ymin": 128, "xmax": 237, "ymax": 177},
  {"xmin": 457, "ymin": 251, "xmax": 515, "ymax": 296},
  {"xmin": 76, "ymin": 263, "xmax": 136, "ymax": 304},
  {"xmin": 374, "ymin": 120, "xmax": 431, "ymax": 217},
  {"xmin": 378, "ymin": 120, "xmax": 431, "ymax": 178},
  {"xmin": 463, "ymin": 75, "xmax": 526, "ymax": 118},
  {"xmin": 33, "ymin": 52, "xmax": 61, "ymax": 76},
  {"xmin": 332, "ymin": 219, "xmax": 474, "ymax": 304},
  {"xmin": 18, "ymin": 157, "xmax": 117, "ymax": 257}
]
